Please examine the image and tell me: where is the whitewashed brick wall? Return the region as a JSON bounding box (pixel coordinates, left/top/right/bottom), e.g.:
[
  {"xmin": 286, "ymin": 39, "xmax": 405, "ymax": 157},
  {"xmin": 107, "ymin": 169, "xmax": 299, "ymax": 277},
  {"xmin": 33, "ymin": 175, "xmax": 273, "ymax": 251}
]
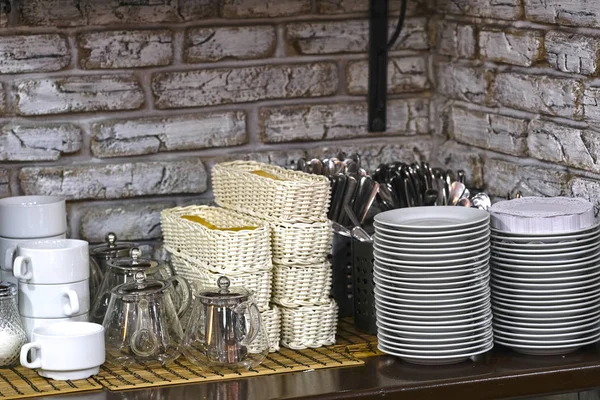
[
  {"xmin": 433, "ymin": 0, "xmax": 600, "ymax": 209},
  {"xmin": 0, "ymin": 0, "xmax": 432, "ymax": 245}
]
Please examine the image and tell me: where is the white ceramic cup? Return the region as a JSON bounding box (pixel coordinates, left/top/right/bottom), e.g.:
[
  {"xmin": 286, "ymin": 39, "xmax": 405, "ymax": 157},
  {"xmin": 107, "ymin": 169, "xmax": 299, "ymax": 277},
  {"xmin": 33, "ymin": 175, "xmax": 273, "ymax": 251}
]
[
  {"xmin": 19, "ymin": 279, "xmax": 90, "ymax": 318},
  {"xmin": 20, "ymin": 322, "xmax": 105, "ymax": 381},
  {"xmin": 20, "ymin": 313, "xmax": 89, "ymax": 341},
  {"xmin": 13, "ymin": 239, "xmax": 89, "ymax": 284},
  {"xmin": 0, "ymin": 196, "xmax": 66, "ymax": 239},
  {"xmin": 0, "ymin": 233, "xmax": 67, "ymax": 271}
]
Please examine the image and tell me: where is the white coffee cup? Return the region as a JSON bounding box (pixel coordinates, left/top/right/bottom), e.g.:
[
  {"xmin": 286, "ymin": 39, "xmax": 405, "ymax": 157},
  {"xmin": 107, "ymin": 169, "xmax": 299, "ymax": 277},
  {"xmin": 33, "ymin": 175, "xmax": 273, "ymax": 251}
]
[
  {"xmin": 20, "ymin": 313, "xmax": 89, "ymax": 341},
  {"xmin": 0, "ymin": 233, "xmax": 67, "ymax": 271},
  {"xmin": 19, "ymin": 280, "xmax": 90, "ymax": 318},
  {"xmin": 13, "ymin": 239, "xmax": 89, "ymax": 284},
  {"xmin": 20, "ymin": 322, "xmax": 105, "ymax": 381},
  {"xmin": 0, "ymin": 196, "xmax": 66, "ymax": 239}
]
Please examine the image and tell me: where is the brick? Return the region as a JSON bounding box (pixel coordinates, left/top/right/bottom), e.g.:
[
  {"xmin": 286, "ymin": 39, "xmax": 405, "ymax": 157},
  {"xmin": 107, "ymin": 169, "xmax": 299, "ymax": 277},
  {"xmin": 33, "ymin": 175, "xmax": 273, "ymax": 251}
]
[
  {"xmin": 484, "ymin": 158, "xmax": 571, "ymax": 198},
  {"xmin": 15, "ymin": 74, "xmax": 145, "ymax": 116},
  {"xmin": 19, "ymin": 159, "xmax": 207, "ymax": 200},
  {"xmin": 0, "ymin": 34, "xmax": 70, "ymax": 74},
  {"xmin": 527, "ymin": 120, "xmax": 600, "ymax": 173},
  {"xmin": 479, "ymin": 29, "xmax": 544, "ymax": 67},
  {"xmin": 0, "ymin": 169, "xmax": 9, "ymax": 198},
  {"xmin": 260, "ymin": 99, "xmax": 429, "ymax": 143},
  {"xmin": 91, "ymin": 111, "xmax": 247, "ymax": 158},
  {"xmin": 584, "ymin": 85, "xmax": 600, "ymax": 124},
  {"xmin": 545, "ymin": 31, "xmax": 600, "ymax": 76},
  {"xmin": 437, "ymin": 141, "xmax": 484, "ymax": 189},
  {"xmin": 185, "ymin": 26, "xmax": 276, "ymax": 63},
  {"xmin": 572, "ymin": 178, "xmax": 600, "ymax": 208},
  {"xmin": 152, "ymin": 63, "xmax": 337, "ymax": 109},
  {"xmin": 18, "ymin": 0, "xmax": 85, "ymax": 26},
  {"xmin": 79, "ymin": 30, "xmax": 173, "ymax": 69},
  {"xmin": 220, "ymin": 0, "xmax": 311, "ymax": 18},
  {"xmin": 317, "ymin": 0, "xmax": 423, "ymax": 15},
  {"xmin": 79, "ymin": 202, "xmax": 176, "ymax": 243},
  {"xmin": 435, "ymin": 20, "xmax": 476, "ymax": 59},
  {"xmin": 437, "ymin": 0, "xmax": 522, "ymax": 20},
  {"xmin": 524, "ymin": 0, "xmax": 600, "ymax": 28},
  {"xmin": 309, "ymin": 138, "xmax": 433, "ymax": 172},
  {"xmin": 491, "ymin": 73, "xmax": 583, "ymax": 119},
  {"xmin": 0, "ymin": 124, "xmax": 82, "ymax": 161},
  {"xmin": 0, "ymin": 83, "xmax": 6, "ymax": 115},
  {"xmin": 347, "ymin": 56, "xmax": 429, "ymax": 95},
  {"xmin": 436, "ymin": 62, "xmax": 491, "ymax": 104},
  {"xmin": 178, "ymin": 0, "xmax": 218, "ymax": 20},
  {"xmin": 449, "ymin": 107, "xmax": 528, "ymax": 156},
  {"xmin": 286, "ymin": 18, "xmax": 428, "ymax": 55}
]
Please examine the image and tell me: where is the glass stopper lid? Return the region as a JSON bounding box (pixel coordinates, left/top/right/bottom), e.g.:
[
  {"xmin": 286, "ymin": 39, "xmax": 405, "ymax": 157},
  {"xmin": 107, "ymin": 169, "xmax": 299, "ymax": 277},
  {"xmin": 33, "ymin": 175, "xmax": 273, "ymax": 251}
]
[
  {"xmin": 106, "ymin": 247, "xmax": 159, "ymax": 272},
  {"xmin": 91, "ymin": 232, "xmax": 136, "ymax": 259},
  {"xmin": 0, "ymin": 282, "xmax": 16, "ymax": 297},
  {"xmin": 197, "ymin": 276, "xmax": 251, "ymax": 306},
  {"xmin": 112, "ymin": 271, "xmax": 169, "ymax": 298}
]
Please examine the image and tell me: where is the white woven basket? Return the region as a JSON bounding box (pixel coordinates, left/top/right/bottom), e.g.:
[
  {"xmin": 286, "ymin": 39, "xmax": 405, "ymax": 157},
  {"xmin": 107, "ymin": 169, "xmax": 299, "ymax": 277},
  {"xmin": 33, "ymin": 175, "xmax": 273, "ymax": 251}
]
[
  {"xmin": 169, "ymin": 254, "xmax": 273, "ymax": 312},
  {"xmin": 271, "ymin": 221, "xmax": 333, "ymax": 265},
  {"xmin": 212, "ymin": 161, "xmax": 331, "ymax": 223},
  {"xmin": 250, "ymin": 305, "xmax": 281, "ymax": 354},
  {"xmin": 272, "ymin": 262, "xmax": 332, "ymax": 307},
  {"xmin": 280, "ymin": 300, "xmax": 338, "ymax": 349},
  {"xmin": 161, "ymin": 205, "xmax": 272, "ymax": 272}
]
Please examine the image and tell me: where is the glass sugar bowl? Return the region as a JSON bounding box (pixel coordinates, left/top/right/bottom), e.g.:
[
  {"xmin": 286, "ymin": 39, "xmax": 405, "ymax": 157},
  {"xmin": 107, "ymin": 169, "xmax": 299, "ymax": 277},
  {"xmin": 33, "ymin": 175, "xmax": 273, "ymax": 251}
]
[
  {"xmin": 0, "ymin": 282, "xmax": 27, "ymax": 366},
  {"xmin": 183, "ymin": 276, "xmax": 268, "ymax": 370}
]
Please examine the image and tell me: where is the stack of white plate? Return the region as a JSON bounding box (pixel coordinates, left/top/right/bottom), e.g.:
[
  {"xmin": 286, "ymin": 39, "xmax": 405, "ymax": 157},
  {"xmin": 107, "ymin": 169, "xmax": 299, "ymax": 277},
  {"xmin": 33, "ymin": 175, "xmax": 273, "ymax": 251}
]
[
  {"xmin": 373, "ymin": 207, "xmax": 493, "ymax": 365},
  {"xmin": 490, "ymin": 197, "xmax": 600, "ymax": 355}
]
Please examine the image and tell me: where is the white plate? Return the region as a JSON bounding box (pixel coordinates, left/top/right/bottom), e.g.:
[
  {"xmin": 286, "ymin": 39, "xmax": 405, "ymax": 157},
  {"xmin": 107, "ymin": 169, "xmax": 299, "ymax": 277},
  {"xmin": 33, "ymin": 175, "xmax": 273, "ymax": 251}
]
[
  {"xmin": 377, "ymin": 319, "xmax": 492, "ymax": 337},
  {"xmin": 490, "ymin": 284, "xmax": 600, "ymax": 301},
  {"xmin": 494, "ymin": 330, "xmax": 600, "ymax": 345},
  {"xmin": 491, "ymin": 239, "xmax": 600, "ymax": 255},
  {"xmin": 490, "ymin": 258, "xmax": 600, "ymax": 273},
  {"xmin": 378, "ymin": 335, "xmax": 493, "ymax": 355},
  {"xmin": 377, "ymin": 306, "xmax": 491, "ymax": 326},
  {"xmin": 490, "ymin": 290, "xmax": 600, "ymax": 305},
  {"xmin": 491, "ymin": 277, "xmax": 600, "ymax": 294},
  {"xmin": 378, "ymin": 327, "xmax": 493, "ymax": 343},
  {"xmin": 377, "ymin": 303, "xmax": 491, "ymax": 322},
  {"xmin": 492, "ymin": 263, "xmax": 600, "ymax": 278},
  {"xmin": 490, "ymin": 233, "xmax": 600, "ymax": 250},
  {"xmin": 376, "ymin": 299, "xmax": 490, "ymax": 317},
  {"xmin": 376, "ymin": 226, "xmax": 490, "ymax": 243},
  {"xmin": 374, "ymin": 206, "xmax": 490, "ymax": 231},
  {"xmin": 374, "ymin": 232, "xmax": 489, "ymax": 248},
  {"xmin": 375, "ymin": 262, "xmax": 488, "ymax": 279},
  {"xmin": 494, "ymin": 339, "xmax": 596, "ymax": 356},
  {"xmin": 493, "ymin": 315, "xmax": 600, "ymax": 330},
  {"xmin": 491, "ymin": 302, "xmax": 600, "ymax": 317},
  {"xmin": 493, "ymin": 323, "xmax": 599, "ymax": 339},
  {"xmin": 375, "ymin": 237, "xmax": 490, "ymax": 254},
  {"xmin": 490, "ymin": 225, "xmax": 600, "ymax": 243},
  {"xmin": 492, "ymin": 295, "xmax": 600, "ymax": 311},
  {"xmin": 490, "ymin": 220, "xmax": 599, "ymax": 237},
  {"xmin": 377, "ymin": 312, "xmax": 493, "ymax": 331},
  {"xmin": 375, "ymin": 278, "xmax": 489, "ymax": 297},
  {"xmin": 375, "ymin": 290, "xmax": 490, "ymax": 310},
  {"xmin": 375, "ymin": 249, "xmax": 490, "ymax": 267},
  {"xmin": 378, "ymin": 342, "xmax": 493, "ymax": 365},
  {"xmin": 375, "ymin": 257, "xmax": 489, "ymax": 273},
  {"xmin": 491, "ymin": 269, "xmax": 600, "ymax": 285},
  {"xmin": 491, "ymin": 250, "xmax": 600, "ymax": 266},
  {"xmin": 374, "ymin": 269, "xmax": 489, "ymax": 288},
  {"xmin": 492, "ymin": 308, "xmax": 600, "ymax": 323},
  {"xmin": 378, "ymin": 331, "xmax": 493, "ymax": 350},
  {"xmin": 491, "ymin": 244, "xmax": 600, "ymax": 260},
  {"xmin": 491, "ymin": 274, "xmax": 600, "ymax": 290},
  {"xmin": 374, "ymin": 243, "xmax": 489, "ymax": 261}
]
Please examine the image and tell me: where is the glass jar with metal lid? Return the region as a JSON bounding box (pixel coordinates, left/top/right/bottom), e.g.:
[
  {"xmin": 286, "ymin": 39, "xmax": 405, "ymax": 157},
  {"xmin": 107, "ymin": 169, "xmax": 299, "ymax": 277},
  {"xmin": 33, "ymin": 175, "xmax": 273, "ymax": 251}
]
[
  {"xmin": 0, "ymin": 282, "xmax": 27, "ymax": 366},
  {"xmin": 103, "ymin": 271, "xmax": 187, "ymax": 365},
  {"xmin": 90, "ymin": 248, "xmax": 190, "ymax": 324},
  {"xmin": 89, "ymin": 233, "xmax": 137, "ymax": 301},
  {"xmin": 183, "ymin": 276, "xmax": 268, "ymax": 370}
]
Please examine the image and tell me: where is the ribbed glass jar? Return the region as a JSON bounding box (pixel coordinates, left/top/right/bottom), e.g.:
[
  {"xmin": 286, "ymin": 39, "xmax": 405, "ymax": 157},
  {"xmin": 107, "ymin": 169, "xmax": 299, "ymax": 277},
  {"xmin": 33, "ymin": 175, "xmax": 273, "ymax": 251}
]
[{"xmin": 0, "ymin": 282, "xmax": 27, "ymax": 366}]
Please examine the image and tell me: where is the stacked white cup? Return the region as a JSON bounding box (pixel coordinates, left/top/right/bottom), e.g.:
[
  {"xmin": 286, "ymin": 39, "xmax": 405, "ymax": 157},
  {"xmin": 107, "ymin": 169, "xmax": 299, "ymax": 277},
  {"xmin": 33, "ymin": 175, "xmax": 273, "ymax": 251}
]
[{"xmin": 0, "ymin": 196, "xmax": 68, "ymax": 286}]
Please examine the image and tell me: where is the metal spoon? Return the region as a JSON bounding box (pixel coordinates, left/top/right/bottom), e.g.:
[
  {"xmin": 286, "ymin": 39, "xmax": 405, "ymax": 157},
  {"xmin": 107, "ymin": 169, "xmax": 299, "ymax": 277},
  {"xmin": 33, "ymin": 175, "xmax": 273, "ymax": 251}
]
[
  {"xmin": 448, "ymin": 181, "xmax": 467, "ymax": 206},
  {"xmin": 423, "ymin": 189, "xmax": 438, "ymax": 206},
  {"xmin": 457, "ymin": 198, "xmax": 472, "ymax": 207},
  {"xmin": 471, "ymin": 193, "xmax": 491, "ymax": 211},
  {"xmin": 377, "ymin": 183, "xmax": 399, "ymax": 210},
  {"xmin": 310, "ymin": 158, "xmax": 323, "ymax": 175},
  {"xmin": 344, "ymin": 204, "xmax": 372, "ymax": 243}
]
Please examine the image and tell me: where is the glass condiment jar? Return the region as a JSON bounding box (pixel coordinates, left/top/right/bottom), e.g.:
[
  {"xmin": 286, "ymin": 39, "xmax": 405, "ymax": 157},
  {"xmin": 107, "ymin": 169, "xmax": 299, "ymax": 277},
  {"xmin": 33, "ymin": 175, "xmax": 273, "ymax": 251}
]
[
  {"xmin": 90, "ymin": 248, "xmax": 190, "ymax": 324},
  {"xmin": 0, "ymin": 282, "xmax": 27, "ymax": 366},
  {"xmin": 183, "ymin": 276, "xmax": 268, "ymax": 370},
  {"xmin": 103, "ymin": 272, "xmax": 188, "ymax": 366}
]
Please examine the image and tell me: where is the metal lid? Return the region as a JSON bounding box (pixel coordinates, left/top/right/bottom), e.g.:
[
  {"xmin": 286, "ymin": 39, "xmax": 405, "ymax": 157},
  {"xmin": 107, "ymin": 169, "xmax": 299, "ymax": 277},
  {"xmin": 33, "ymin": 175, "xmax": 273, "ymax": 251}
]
[
  {"xmin": 90, "ymin": 233, "xmax": 136, "ymax": 260},
  {"xmin": 197, "ymin": 276, "xmax": 250, "ymax": 306},
  {"xmin": 106, "ymin": 247, "xmax": 159, "ymax": 274},
  {"xmin": 0, "ymin": 282, "xmax": 17, "ymax": 298},
  {"xmin": 111, "ymin": 271, "xmax": 170, "ymax": 300}
]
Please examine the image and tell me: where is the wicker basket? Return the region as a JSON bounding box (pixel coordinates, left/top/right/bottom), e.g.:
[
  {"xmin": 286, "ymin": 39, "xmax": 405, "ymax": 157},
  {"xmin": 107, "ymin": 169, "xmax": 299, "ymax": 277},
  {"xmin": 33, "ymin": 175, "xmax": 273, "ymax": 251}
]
[
  {"xmin": 272, "ymin": 262, "xmax": 332, "ymax": 308},
  {"xmin": 169, "ymin": 254, "xmax": 273, "ymax": 312},
  {"xmin": 212, "ymin": 161, "xmax": 331, "ymax": 223},
  {"xmin": 161, "ymin": 205, "xmax": 272, "ymax": 272},
  {"xmin": 280, "ymin": 300, "xmax": 338, "ymax": 349},
  {"xmin": 271, "ymin": 220, "xmax": 333, "ymax": 265},
  {"xmin": 250, "ymin": 305, "xmax": 282, "ymax": 354}
]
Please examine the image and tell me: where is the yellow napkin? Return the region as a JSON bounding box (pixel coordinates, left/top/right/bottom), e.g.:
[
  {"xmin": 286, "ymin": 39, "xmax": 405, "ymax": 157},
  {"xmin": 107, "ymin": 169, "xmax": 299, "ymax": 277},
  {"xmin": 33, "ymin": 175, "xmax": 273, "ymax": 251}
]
[
  {"xmin": 250, "ymin": 170, "xmax": 282, "ymax": 180},
  {"xmin": 181, "ymin": 215, "xmax": 257, "ymax": 231}
]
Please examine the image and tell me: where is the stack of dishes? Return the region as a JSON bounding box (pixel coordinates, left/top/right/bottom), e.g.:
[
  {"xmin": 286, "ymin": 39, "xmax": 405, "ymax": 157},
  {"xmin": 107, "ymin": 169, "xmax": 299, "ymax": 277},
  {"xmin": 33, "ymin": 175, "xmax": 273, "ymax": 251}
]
[
  {"xmin": 373, "ymin": 207, "xmax": 493, "ymax": 365},
  {"xmin": 490, "ymin": 197, "xmax": 600, "ymax": 355}
]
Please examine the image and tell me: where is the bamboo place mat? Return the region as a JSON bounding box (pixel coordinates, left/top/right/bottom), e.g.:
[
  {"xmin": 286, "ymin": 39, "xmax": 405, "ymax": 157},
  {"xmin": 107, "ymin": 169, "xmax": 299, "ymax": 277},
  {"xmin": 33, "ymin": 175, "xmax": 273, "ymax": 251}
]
[{"xmin": 0, "ymin": 318, "xmax": 379, "ymax": 398}]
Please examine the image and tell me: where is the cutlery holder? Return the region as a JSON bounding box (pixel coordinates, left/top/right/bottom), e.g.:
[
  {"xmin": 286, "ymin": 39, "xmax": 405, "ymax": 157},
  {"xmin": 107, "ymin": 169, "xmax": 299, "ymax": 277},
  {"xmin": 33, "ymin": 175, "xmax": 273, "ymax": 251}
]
[
  {"xmin": 351, "ymin": 238, "xmax": 377, "ymax": 335},
  {"xmin": 330, "ymin": 231, "xmax": 353, "ymax": 317}
]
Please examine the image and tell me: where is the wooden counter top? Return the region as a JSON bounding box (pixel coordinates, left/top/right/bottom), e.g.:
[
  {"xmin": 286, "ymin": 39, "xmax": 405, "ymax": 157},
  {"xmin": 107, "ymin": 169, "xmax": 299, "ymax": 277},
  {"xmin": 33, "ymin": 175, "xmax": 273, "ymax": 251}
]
[{"xmin": 33, "ymin": 344, "xmax": 600, "ymax": 400}]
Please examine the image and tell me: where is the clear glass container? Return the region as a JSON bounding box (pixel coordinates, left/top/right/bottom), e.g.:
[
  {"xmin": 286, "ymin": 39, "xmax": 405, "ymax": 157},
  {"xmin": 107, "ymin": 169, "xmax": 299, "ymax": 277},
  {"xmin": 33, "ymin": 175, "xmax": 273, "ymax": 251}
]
[
  {"xmin": 90, "ymin": 248, "xmax": 190, "ymax": 324},
  {"xmin": 183, "ymin": 276, "xmax": 268, "ymax": 370},
  {"xmin": 0, "ymin": 282, "xmax": 27, "ymax": 366},
  {"xmin": 89, "ymin": 233, "xmax": 137, "ymax": 300},
  {"xmin": 102, "ymin": 272, "xmax": 187, "ymax": 366}
]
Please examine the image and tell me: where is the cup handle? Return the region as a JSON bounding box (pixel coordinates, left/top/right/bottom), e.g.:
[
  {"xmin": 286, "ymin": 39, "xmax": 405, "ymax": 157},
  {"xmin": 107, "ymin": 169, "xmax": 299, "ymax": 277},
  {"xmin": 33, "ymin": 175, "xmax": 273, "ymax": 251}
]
[
  {"xmin": 20, "ymin": 342, "xmax": 42, "ymax": 369},
  {"xmin": 167, "ymin": 276, "xmax": 192, "ymax": 318},
  {"xmin": 64, "ymin": 289, "xmax": 80, "ymax": 316},
  {"xmin": 13, "ymin": 256, "xmax": 32, "ymax": 281},
  {"xmin": 4, "ymin": 246, "xmax": 15, "ymax": 272},
  {"xmin": 235, "ymin": 302, "xmax": 262, "ymax": 346}
]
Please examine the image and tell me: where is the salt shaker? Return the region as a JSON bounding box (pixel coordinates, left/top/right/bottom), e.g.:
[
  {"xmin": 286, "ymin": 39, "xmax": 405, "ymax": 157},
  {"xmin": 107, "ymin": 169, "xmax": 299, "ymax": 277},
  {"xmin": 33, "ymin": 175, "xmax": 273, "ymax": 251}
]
[{"xmin": 0, "ymin": 282, "xmax": 27, "ymax": 366}]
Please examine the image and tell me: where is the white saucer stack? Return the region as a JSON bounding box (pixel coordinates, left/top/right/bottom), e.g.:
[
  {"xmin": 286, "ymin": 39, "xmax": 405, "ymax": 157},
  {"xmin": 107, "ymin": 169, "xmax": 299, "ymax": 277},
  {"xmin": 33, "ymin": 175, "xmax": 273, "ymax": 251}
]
[
  {"xmin": 490, "ymin": 197, "xmax": 600, "ymax": 355},
  {"xmin": 372, "ymin": 207, "xmax": 493, "ymax": 365}
]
